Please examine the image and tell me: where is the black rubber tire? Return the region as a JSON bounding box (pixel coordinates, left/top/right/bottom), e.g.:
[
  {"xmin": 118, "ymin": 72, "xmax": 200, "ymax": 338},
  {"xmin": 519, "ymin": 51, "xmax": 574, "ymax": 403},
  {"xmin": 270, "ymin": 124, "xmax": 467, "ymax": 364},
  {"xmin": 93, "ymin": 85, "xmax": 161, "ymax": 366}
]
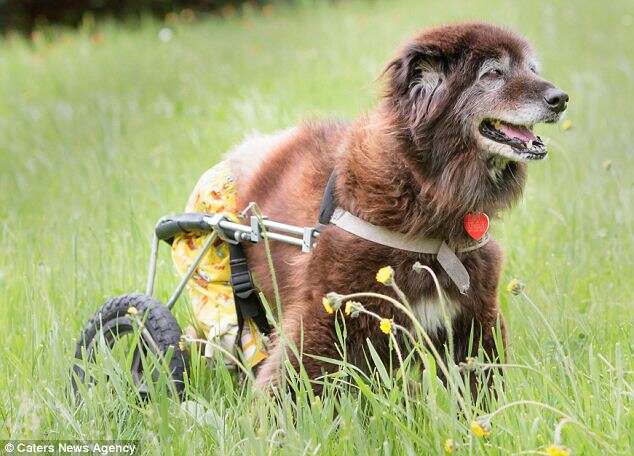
[{"xmin": 72, "ymin": 293, "xmax": 188, "ymax": 400}]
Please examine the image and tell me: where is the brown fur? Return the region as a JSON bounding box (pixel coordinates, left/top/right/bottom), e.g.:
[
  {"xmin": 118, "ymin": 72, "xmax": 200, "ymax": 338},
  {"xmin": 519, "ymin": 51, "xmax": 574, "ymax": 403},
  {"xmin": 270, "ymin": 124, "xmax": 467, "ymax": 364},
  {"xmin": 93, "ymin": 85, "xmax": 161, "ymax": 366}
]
[{"xmin": 234, "ymin": 22, "xmax": 566, "ymax": 393}]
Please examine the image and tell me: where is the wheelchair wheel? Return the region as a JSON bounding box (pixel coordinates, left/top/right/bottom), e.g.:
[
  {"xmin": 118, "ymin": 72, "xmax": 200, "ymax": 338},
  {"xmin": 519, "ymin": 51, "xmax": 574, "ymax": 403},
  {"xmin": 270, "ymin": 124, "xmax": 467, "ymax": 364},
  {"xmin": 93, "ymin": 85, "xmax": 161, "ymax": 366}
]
[{"xmin": 72, "ymin": 293, "xmax": 188, "ymax": 400}]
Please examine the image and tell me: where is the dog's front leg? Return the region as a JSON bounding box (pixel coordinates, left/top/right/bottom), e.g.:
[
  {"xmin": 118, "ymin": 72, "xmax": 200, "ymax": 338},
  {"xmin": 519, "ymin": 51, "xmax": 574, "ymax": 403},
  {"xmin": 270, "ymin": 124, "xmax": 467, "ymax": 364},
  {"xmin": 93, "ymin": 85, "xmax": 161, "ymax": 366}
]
[
  {"xmin": 255, "ymin": 299, "xmax": 341, "ymax": 394},
  {"xmin": 451, "ymin": 299, "xmax": 508, "ymax": 401}
]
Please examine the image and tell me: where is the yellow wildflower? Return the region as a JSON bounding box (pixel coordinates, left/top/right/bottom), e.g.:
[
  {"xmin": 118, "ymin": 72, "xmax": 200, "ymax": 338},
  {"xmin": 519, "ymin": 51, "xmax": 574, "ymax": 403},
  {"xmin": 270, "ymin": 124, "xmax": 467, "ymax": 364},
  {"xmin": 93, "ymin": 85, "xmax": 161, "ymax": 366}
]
[
  {"xmin": 545, "ymin": 444, "xmax": 571, "ymax": 456},
  {"xmin": 443, "ymin": 438, "xmax": 456, "ymax": 453},
  {"xmin": 127, "ymin": 306, "xmax": 139, "ymax": 316},
  {"xmin": 178, "ymin": 336, "xmax": 188, "ymax": 352},
  {"xmin": 461, "ymin": 357, "xmax": 477, "ymax": 372},
  {"xmin": 470, "ymin": 419, "xmax": 491, "ymax": 438},
  {"xmin": 379, "ymin": 318, "xmax": 393, "ymax": 334},
  {"xmin": 561, "ymin": 119, "xmax": 572, "ymax": 131},
  {"xmin": 506, "ymin": 278, "xmax": 525, "ymax": 295},
  {"xmin": 345, "ymin": 301, "xmax": 353, "ymax": 316},
  {"xmin": 322, "ymin": 297, "xmax": 334, "ymax": 314},
  {"xmin": 376, "ymin": 266, "xmax": 394, "ymax": 285}
]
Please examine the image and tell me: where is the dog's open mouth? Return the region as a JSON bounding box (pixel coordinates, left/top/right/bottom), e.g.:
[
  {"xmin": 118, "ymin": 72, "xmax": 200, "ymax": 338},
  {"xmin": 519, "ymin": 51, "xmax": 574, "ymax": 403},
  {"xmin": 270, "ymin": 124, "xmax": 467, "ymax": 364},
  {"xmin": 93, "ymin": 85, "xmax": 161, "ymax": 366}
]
[{"xmin": 479, "ymin": 119, "xmax": 547, "ymax": 160}]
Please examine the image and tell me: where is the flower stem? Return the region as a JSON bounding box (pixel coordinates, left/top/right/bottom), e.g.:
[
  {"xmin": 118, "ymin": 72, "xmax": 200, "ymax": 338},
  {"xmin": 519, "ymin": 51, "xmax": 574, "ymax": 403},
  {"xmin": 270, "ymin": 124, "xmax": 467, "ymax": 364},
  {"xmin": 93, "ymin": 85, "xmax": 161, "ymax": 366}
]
[{"xmin": 338, "ymin": 291, "xmax": 469, "ymax": 417}]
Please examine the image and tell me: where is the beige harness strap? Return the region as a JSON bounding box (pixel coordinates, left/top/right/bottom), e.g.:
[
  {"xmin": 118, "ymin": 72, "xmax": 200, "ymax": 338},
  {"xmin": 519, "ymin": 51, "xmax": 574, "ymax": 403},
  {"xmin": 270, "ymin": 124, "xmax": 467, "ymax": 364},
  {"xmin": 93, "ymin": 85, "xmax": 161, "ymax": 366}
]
[
  {"xmin": 330, "ymin": 208, "xmax": 489, "ymax": 254},
  {"xmin": 330, "ymin": 207, "xmax": 490, "ymax": 294}
]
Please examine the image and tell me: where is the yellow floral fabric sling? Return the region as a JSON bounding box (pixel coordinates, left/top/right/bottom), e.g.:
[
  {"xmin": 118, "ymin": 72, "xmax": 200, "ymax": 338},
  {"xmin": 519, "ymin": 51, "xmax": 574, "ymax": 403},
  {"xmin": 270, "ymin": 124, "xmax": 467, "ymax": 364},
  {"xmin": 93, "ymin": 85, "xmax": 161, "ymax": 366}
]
[{"xmin": 171, "ymin": 160, "xmax": 268, "ymax": 367}]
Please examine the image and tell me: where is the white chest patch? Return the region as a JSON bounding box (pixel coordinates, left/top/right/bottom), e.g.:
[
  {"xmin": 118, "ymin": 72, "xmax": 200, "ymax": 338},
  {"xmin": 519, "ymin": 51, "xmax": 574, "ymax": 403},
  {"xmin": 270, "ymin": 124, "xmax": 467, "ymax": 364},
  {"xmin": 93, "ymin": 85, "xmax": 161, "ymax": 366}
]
[{"xmin": 411, "ymin": 290, "xmax": 462, "ymax": 337}]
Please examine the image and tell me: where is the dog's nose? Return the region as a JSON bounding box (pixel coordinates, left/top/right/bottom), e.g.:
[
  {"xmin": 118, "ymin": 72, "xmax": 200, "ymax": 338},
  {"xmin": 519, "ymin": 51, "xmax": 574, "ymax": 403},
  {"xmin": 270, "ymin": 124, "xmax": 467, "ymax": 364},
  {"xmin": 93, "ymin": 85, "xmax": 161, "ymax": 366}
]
[{"xmin": 544, "ymin": 88, "xmax": 569, "ymax": 113}]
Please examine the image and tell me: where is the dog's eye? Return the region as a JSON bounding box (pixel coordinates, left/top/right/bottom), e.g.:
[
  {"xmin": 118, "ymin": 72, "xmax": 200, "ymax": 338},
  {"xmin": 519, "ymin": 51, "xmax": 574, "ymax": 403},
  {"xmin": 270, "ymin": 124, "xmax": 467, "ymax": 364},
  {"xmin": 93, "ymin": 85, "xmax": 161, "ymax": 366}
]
[{"xmin": 483, "ymin": 68, "xmax": 504, "ymax": 79}]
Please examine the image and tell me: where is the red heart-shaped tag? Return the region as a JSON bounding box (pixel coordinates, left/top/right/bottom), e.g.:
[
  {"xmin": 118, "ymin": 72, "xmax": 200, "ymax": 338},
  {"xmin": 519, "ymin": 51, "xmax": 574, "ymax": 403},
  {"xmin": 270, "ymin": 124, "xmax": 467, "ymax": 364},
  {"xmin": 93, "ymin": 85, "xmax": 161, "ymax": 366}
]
[{"xmin": 464, "ymin": 212, "xmax": 489, "ymax": 240}]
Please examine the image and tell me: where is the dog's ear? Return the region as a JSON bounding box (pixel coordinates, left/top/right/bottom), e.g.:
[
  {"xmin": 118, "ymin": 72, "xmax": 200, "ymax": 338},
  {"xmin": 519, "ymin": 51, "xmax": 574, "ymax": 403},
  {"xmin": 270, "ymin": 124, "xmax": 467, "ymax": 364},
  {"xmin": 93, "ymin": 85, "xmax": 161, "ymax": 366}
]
[{"xmin": 384, "ymin": 44, "xmax": 447, "ymax": 124}]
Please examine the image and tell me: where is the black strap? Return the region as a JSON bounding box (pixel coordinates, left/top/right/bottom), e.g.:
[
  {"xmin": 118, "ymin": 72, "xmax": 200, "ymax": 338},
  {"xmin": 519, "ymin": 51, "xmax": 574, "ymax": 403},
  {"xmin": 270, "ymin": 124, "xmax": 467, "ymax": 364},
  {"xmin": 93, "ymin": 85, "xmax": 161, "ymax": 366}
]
[
  {"xmin": 229, "ymin": 243, "xmax": 271, "ymax": 339},
  {"xmin": 228, "ymin": 169, "xmax": 337, "ymax": 341},
  {"xmin": 317, "ymin": 170, "xmax": 338, "ymax": 230}
]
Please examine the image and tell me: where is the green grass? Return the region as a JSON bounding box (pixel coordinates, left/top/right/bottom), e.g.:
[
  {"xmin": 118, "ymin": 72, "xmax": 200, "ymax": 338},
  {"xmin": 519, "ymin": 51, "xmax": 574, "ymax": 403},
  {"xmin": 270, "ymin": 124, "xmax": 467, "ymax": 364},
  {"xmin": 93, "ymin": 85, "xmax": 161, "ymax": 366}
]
[{"xmin": 1, "ymin": 0, "xmax": 633, "ymax": 454}]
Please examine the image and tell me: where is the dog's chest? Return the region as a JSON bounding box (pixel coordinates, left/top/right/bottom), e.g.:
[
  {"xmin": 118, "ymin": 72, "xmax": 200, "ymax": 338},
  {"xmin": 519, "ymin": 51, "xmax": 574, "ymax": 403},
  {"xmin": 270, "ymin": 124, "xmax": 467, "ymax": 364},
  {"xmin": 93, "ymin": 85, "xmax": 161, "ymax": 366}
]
[{"xmin": 411, "ymin": 290, "xmax": 462, "ymax": 337}]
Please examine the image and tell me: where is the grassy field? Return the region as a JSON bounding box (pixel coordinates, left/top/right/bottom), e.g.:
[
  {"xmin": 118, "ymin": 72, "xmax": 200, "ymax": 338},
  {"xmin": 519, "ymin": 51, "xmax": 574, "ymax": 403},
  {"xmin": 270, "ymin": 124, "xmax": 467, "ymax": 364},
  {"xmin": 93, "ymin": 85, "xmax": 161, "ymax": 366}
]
[{"xmin": 1, "ymin": 0, "xmax": 633, "ymax": 454}]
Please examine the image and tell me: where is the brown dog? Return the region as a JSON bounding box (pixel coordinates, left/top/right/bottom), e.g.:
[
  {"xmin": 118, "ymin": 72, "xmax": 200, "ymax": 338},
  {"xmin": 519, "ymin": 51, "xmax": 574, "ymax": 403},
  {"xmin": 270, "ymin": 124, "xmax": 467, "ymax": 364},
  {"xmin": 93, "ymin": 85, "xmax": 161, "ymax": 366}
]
[{"xmin": 227, "ymin": 22, "xmax": 568, "ymax": 392}]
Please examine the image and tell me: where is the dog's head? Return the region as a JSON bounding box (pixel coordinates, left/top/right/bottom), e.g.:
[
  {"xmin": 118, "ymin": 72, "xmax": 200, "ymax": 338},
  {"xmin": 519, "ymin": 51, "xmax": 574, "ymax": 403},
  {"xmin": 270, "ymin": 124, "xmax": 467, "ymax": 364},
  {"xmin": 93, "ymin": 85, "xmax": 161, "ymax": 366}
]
[{"xmin": 384, "ymin": 22, "xmax": 568, "ymax": 165}]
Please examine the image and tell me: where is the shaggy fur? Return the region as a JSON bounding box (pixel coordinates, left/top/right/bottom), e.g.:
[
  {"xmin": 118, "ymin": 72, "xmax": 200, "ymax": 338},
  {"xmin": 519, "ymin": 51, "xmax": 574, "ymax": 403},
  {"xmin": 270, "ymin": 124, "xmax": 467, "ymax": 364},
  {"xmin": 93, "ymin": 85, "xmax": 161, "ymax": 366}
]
[{"xmin": 229, "ymin": 22, "xmax": 568, "ymax": 393}]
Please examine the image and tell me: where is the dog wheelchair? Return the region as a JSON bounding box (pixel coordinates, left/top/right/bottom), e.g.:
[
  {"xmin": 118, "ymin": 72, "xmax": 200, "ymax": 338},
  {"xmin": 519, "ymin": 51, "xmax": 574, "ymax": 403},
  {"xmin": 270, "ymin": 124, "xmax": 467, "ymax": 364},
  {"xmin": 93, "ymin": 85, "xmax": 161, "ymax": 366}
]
[{"xmin": 72, "ymin": 209, "xmax": 320, "ymax": 399}]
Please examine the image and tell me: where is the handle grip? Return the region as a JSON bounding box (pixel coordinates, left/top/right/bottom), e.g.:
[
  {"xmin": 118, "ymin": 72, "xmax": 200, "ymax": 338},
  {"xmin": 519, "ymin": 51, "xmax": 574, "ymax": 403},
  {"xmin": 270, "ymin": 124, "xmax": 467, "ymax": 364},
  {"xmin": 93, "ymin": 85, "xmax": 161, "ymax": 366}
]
[{"xmin": 155, "ymin": 213, "xmax": 213, "ymax": 244}]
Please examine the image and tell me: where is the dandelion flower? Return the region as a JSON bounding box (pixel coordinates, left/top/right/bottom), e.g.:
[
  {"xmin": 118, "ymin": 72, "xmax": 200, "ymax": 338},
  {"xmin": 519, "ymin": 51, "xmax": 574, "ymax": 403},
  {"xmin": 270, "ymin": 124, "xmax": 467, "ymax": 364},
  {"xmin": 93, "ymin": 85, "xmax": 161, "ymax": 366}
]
[
  {"xmin": 561, "ymin": 119, "xmax": 573, "ymax": 131},
  {"xmin": 443, "ymin": 438, "xmax": 456, "ymax": 453},
  {"xmin": 379, "ymin": 318, "xmax": 393, "ymax": 334},
  {"xmin": 506, "ymin": 278, "xmax": 525, "ymax": 295},
  {"xmin": 470, "ymin": 419, "xmax": 491, "ymax": 438},
  {"xmin": 322, "ymin": 297, "xmax": 334, "ymax": 314},
  {"xmin": 127, "ymin": 306, "xmax": 139, "ymax": 316},
  {"xmin": 545, "ymin": 444, "xmax": 571, "ymax": 456},
  {"xmin": 344, "ymin": 301, "xmax": 362, "ymax": 317},
  {"xmin": 178, "ymin": 336, "xmax": 188, "ymax": 352},
  {"xmin": 158, "ymin": 27, "xmax": 173, "ymax": 43},
  {"xmin": 461, "ymin": 357, "xmax": 477, "ymax": 372},
  {"xmin": 376, "ymin": 266, "xmax": 394, "ymax": 285}
]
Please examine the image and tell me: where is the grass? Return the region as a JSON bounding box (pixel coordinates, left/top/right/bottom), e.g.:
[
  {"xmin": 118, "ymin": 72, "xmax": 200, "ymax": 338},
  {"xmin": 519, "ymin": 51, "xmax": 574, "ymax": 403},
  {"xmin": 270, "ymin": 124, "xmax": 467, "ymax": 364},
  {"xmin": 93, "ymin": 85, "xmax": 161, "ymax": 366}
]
[{"xmin": 0, "ymin": 0, "xmax": 633, "ymax": 454}]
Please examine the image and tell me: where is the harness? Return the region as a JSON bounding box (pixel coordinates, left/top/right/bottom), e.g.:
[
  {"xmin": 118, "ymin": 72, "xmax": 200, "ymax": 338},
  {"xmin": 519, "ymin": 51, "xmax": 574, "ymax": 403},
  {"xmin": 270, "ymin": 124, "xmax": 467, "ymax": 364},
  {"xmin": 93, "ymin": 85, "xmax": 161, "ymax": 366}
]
[
  {"xmin": 315, "ymin": 171, "xmax": 489, "ymax": 294},
  {"xmin": 229, "ymin": 242, "xmax": 271, "ymax": 337},
  {"xmin": 228, "ymin": 169, "xmax": 489, "ymax": 355}
]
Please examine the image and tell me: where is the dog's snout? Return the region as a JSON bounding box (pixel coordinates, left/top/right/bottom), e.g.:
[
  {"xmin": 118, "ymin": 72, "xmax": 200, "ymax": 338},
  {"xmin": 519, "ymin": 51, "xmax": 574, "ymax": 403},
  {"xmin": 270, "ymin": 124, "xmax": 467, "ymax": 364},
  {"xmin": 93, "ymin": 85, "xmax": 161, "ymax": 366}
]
[{"xmin": 543, "ymin": 87, "xmax": 569, "ymax": 113}]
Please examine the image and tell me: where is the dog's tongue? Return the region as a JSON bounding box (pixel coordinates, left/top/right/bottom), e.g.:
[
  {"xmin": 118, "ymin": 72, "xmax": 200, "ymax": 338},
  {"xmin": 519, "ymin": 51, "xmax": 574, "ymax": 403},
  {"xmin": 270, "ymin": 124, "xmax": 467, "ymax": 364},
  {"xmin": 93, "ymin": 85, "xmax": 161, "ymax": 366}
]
[{"xmin": 498, "ymin": 122, "xmax": 537, "ymax": 143}]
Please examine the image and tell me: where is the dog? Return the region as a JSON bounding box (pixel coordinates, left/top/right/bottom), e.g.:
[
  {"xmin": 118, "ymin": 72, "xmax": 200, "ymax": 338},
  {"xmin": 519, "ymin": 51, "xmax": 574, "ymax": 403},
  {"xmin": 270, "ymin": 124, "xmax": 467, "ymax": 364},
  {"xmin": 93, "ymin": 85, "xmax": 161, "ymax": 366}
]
[{"xmin": 226, "ymin": 22, "xmax": 568, "ymax": 393}]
